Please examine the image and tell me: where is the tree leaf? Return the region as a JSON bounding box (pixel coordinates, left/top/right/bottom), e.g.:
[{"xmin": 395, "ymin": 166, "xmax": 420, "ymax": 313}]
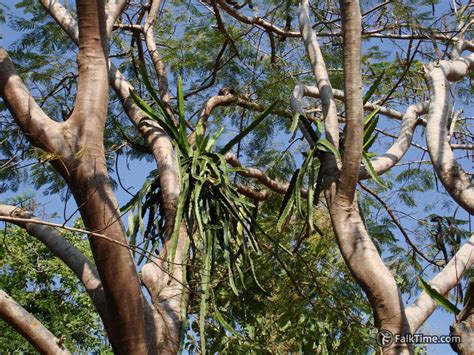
[
  {"xmin": 299, "ymin": 116, "xmax": 321, "ymax": 143},
  {"xmin": 120, "ymin": 178, "xmax": 154, "ymax": 213},
  {"xmin": 363, "ymin": 70, "xmax": 385, "ymax": 104},
  {"xmin": 295, "ymin": 148, "xmax": 315, "ymax": 218},
  {"xmin": 362, "ymin": 152, "xmax": 386, "ymax": 187},
  {"xmin": 277, "ymin": 168, "xmax": 300, "ymax": 232},
  {"xmin": 219, "ymin": 101, "xmax": 278, "ymax": 154},
  {"xmin": 317, "ymin": 139, "xmax": 341, "ymax": 160},
  {"xmin": 113, "ymin": 119, "xmax": 151, "ymax": 154},
  {"xmin": 363, "ymin": 132, "xmax": 378, "ymax": 151},
  {"xmin": 129, "ymin": 90, "xmax": 179, "ymax": 142},
  {"xmin": 363, "ymin": 110, "xmax": 379, "ymax": 149},
  {"xmin": 199, "ymin": 231, "xmax": 212, "ymax": 355},
  {"xmin": 418, "ymin": 277, "xmax": 460, "ymax": 315},
  {"xmin": 307, "ymin": 160, "xmax": 316, "ymax": 232},
  {"xmin": 177, "ymin": 76, "xmax": 191, "ymax": 156},
  {"xmin": 211, "ymin": 289, "xmax": 237, "ymax": 335},
  {"xmin": 222, "ymin": 222, "xmax": 240, "ymax": 296},
  {"xmin": 290, "ymin": 113, "xmax": 300, "ymax": 133},
  {"xmin": 205, "ymin": 127, "xmax": 225, "ymax": 152},
  {"xmin": 136, "ymin": 53, "xmax": 170, "ymax": 120}
]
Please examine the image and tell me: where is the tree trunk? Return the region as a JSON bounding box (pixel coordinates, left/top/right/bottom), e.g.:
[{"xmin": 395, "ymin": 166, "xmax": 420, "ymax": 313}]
[
  {"xmin": 65, "ymin": 153, "xmax": 152, "ymax": 352},
  {"xmin": 327, "ymin": 192, "xmax": 412, "ymax": 354}
]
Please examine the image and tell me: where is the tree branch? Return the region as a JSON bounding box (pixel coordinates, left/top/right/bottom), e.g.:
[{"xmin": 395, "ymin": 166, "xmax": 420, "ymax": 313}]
[
  {"xmin": 105, "ymin": 0, "xmax": 127, "ymax": 36},
  {"xmin": 291, "ymin": 84, "xmax": 429, "ymax": 180},
  {"xmin": 215, "ymin": 0, "xmax": 460, "ymax": 42},
  {"xmin": 406, "ymin": 235, "xmax": 474, "ymax": 332},
  {"xmin": 227, "ymin": 153, "xmax": 295, "ymax": 194},
  {"xmin": 215, "ymin": 0, "xmax": 300, "ymax": 38},
  {"xmin": 294, "ymin": 4, "xmax": 412, "ymax": 351},
  {"xmin": 143, "ymin": 0, "xmax": 175, "ymax": 120},
  {"xmin": 0, "ymin": 290, "xmax": 71, "ymax": 354},
  {"xmin": 337, "ymin": 0, "xmax": 364, "ymax": 203},
  {"xmin": 39, "ymin": 1, "xmax": 152, "ymax": 351},
  {"xmin": 292, "ymin": 84, "xmax": 410, "ymax": 121},
  {"xmin": 359, "ymin": 102, "xmax": 428, "ymax": 179},
  {"xmin": 0, "ymin": 205, "xmax": 106, "ymax": 316},
  {"xmin": 67, "ymin": 0, "xmax": 109, "ymax": 135},
  {"xmin": 0, "ymin": 49, "xmax": 61, "ymax": 152},
  {"xmin": 39, "ymin": 0, "xmax": 180, "ymax": 231},
  {"xmin": 425, "ymin": 52, "xmax": 474, "ymax": 213},
  {"xmin": 40, "ymin": 0, "xmax": 80, "ymax": 41},
  {"xmin": 235, "ymin": 183, "xmax": 270, "ymax": 200},
  {"xmin": 298, "ymin": 0, "xmax": 339, "ymax": 148}
]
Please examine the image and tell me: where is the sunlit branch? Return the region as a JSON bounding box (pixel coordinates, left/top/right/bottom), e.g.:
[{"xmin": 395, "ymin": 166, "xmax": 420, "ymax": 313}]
[
  {"xmin": 143, "ymin": 0, "xmax": 175, "ymax": 120},
  {"xmin": 425, "ymin": 52, "xmax": 474, "ymax": 213},
  {"xmin": 0, "ymin": 49, "xmax": 61, "ymax": 153},
  {"xmin": 0, "ymin": 204, "xmax": 106, "ymax": 314},
  {"xmin": 406, "ymin": 234, "xmax": 474, "ymax": 332},
  {"xmin": 298, "ymin": 0, "xmax": 339, "ymax": 148}
]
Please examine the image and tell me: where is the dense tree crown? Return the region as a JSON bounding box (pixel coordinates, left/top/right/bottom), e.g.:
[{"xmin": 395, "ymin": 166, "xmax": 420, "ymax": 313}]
[{"xmin": 0, "ymin": 0, "xmax": 473, "ymax": 354}]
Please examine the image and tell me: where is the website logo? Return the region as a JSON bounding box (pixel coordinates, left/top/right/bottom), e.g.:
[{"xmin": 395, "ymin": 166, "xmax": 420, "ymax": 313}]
[{"xmin": 376, "ymin": 329, "xmax": 394, "ymax": 347}]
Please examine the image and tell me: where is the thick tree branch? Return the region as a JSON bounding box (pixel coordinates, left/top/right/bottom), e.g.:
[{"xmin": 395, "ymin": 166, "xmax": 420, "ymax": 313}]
[
  {"xmin": 296, "ymin": 4, "xmax": 412, "ymax": 352},
  {"xmin": 291, "ymin": 84, "xmax": 429, "ymax": 179},
  {"xmin": 143, "ymin": 0, "xmax": 175, "ymax": 119},
  {"xmin": 0, "ymin": 205, "xmax": 106, "ymax": 316},
  {"xmin": 425, "ymin": 52, "xmax": 474, "ymax": 214},
  {"xmin": 141, "ymin": 223, "xmax": 188, "ymax": 353},
  {"xmin": 406, "ymin": 235, "xmax": 474, "ymax": 332},
  {"xmin": 0, "ymin": 49, "xmax": 62, "ymax": 153},
  {"xmin": 105, "ymin": 0, "xmax": 127, "ymax": 36},
  {"xmin": 359, "ymin": 102, "xmax": 428, "ymax": 179},
  {"xmin": 327, "ymin": 199, "xmax": 411, "ymax": 354},
  {"xmin": 39, "ymin": 10, "xmax": 186, "ymax": 338},
  {"xmin": 337, "ymin": 0, "xmax": 364, "ymax": 203},
  {"xmin": 0, "ymin": 290, "xmax": 71, "ymax": 354},
  {"xmin": 41, "ymin": 0, "xmax": 80, "ymax": 41},
  {"xmin": 40, "ymin": 0, "xmax": 180, "ymax": 234},
  {"xmin": 38, "ymin": 1, "xmax": 153, "ymax": 351},
  {"xmin": 67, "ymin": 0, "xmax": 109, "ymax": 134},
  {"xmin": 298, "ymin": 0, "xmax": 339, "ymax": 148},
  {"xmin": 139, "ymin": 7, "xmax": 190, "ymax": 346},
  {"xmin": 41, "ymin": 0, "xmax": 126, "ymax": 39}
]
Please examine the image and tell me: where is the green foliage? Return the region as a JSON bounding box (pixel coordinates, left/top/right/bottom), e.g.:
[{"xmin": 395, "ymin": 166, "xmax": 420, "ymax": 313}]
[
  {"xmin": 363, "ymin": 70, "xmax": 385, "ymax": 104},
  {"xmin": 188, "ymin": 210, "xmax": 373, "ymax": 353},
  {"xmin": 128, "ymin": 79, "xmax": 296, "ymax": 350},
  {"xmin": 2, "ymin": 1, "xmax": 472, "ymax": 353},
  {"xmin": 0, "ymin": 227, "xmax": 108, "ymax": 352},
  {"xmin": 220, "ymin": 102, "xmax": 277, "ymax": 154}
]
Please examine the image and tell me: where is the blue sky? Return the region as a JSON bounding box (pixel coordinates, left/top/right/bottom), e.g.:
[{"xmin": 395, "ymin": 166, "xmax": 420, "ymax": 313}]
[{"xmin": 0, "ymin": 1, "xmax": 471, "ymax": 353}]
